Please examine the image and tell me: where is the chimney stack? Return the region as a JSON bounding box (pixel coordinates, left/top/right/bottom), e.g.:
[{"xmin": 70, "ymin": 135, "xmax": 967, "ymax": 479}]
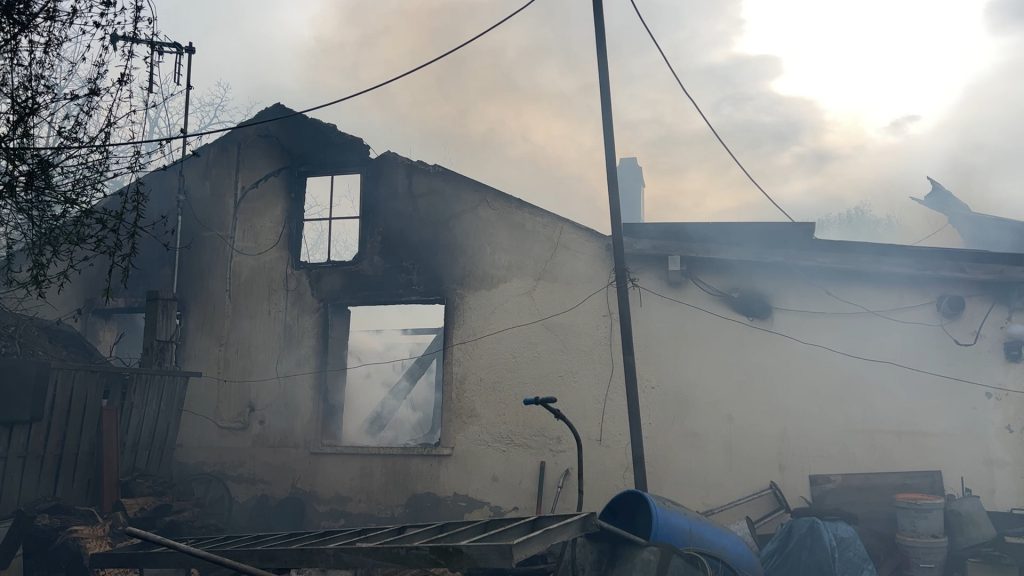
[{"xmin": 617, "ymin": 157, "xmax": 645, "ymax": 223}]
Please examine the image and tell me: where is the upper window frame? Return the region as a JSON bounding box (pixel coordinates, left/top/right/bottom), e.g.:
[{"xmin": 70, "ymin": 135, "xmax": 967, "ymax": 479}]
[{"xmin": 295, "ymin": 171, "xmax": 364, "ymax": 267}]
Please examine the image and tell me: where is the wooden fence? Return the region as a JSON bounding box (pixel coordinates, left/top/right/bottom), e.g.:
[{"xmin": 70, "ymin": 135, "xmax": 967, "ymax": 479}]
[{"xmin": 0, "ymin": 362, "xmax": 198, "ymax": 517}]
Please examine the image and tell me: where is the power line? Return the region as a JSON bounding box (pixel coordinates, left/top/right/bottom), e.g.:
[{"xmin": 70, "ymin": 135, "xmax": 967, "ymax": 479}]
[
  {"xmin": 628, "ymin": 0, "xmax": 795, "ymax": 223},
  {"xmin": 637, "ymin": 284, "xmax": 1024, "ymax": 395},
  {"xmin": 775, "ymin": 300, "xmax": 940, "ymax": 316},
  {"xmin": 200, "ymin": 280, "xmax": 613, "ymax": 385},
  {"xmin": 692, "ymin": 270, "xmax": 944, "ymax": 325},
  {"xmin": 912, "ymin": 222, "xmax": 950, "ymax": 245},
  {"xmin": 807, "ymin": 282, "xmax": 941, "ymax": 327},
  {"xmin": 4, "ymin": 0, "xmax": 541, "ymax": 152}
]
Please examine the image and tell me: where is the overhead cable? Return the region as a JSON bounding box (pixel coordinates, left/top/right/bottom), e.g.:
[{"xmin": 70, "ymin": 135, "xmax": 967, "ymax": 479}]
[
  {"xmin": 200, "ymin": 280, "xmax": 612, "ymax": 385},
  {"xmin": 4, "ymin": 0, "xmax": 541, "ymax": 152},
  {"xmin": 912, "ymin": 222, "xmax": 950, "ymax": 246},
  {"xmin": 628, "ymin": 0, "xmax": 795, "ymax": 222}
]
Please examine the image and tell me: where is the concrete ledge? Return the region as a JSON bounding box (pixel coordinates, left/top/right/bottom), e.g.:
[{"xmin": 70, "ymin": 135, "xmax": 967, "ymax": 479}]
[{"xmin": 309, "ymin": 445, "xmax": 454, "ymax": 456}]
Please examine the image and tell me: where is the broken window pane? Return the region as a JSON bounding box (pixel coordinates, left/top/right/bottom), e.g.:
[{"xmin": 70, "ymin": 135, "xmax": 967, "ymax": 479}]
[{"xmin": 341, "ymin": 304, "xmax": 445, "ymax": 447}]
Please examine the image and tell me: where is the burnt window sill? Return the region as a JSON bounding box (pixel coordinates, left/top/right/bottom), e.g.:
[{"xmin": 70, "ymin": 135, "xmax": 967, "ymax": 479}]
[{"xmin": 310, "ymin": 444, "xmax": 454, "ymax": 456}]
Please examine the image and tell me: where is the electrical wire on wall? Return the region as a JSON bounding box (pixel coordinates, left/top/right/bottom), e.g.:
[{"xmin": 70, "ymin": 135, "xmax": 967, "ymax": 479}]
[
  {"xmin": 691, "ymin": 269, "xmax": 1000, "ymax": 347},
  {"xmin": 941, "ymin": 299, "xmax": 997, "ymax": 347},
  {"xmin": 636, "ymin": 283, "xmax": 1024, "ymax": 395},
  {"xmin": 198, "ymin": 280, "xmax": 614, "ymax": 385}
]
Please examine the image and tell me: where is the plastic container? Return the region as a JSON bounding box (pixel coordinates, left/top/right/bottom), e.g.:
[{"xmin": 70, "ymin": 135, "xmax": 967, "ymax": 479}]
[
  {"xmin": 598, "ymin": 490, "xmax": 763, "ymax": 576},
  {"xmin": 894, "ymin": 493, "xmax": 946, "ymax": 538},
  {"xmin": 896, "ymin": 533, "xmax": 948, "ymax": 576}
]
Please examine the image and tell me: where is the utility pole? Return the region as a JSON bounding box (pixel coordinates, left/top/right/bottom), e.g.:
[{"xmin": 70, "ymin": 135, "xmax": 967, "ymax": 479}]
[
  {"xmin": 110, "ymin": 33, "xmax": 195, "ymax": 296},
  {"xmin": 589, "ymin": 0, "xmax": 648, "ymax": 491}
]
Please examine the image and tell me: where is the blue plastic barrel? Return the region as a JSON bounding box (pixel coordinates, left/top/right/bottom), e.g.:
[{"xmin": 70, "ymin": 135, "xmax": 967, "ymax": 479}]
[{"xmin": 599, "ymin": 490, "xmax": 764, "ymax": 576}]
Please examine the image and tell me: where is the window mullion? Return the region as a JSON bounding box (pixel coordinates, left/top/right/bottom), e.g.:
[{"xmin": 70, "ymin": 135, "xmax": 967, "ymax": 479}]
[{"xmin": 327, "ymin": 175, "xmax": 334, "ymax": 261}]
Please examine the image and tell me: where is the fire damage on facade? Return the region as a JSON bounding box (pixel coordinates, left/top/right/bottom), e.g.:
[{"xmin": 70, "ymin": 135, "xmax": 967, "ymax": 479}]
[{"xmin": 5, "ymin": 105, "xmax": 1024, "ymax": 575}]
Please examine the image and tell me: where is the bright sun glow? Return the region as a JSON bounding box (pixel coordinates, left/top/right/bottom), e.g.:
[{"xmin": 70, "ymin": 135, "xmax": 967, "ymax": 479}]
[{"xmin": 738, "ymin": 0, "xmax": 996, "ymax": 133}]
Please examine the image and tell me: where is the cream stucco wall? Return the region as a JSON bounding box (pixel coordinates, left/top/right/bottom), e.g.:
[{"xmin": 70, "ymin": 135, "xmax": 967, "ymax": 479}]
[
  {"xmin": 33, "ymin": 119, "xmax": 1024, "ymax": 525},
  {"xmin": 629, "ymin": 259, "xmax": 1023, "ymax": 511}
]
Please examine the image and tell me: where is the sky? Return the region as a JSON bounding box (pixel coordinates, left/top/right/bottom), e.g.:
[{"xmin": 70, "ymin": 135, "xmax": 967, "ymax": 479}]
[{"xmin": 156, "ymin": 0, "xmax": 1024, "ymax": 244}]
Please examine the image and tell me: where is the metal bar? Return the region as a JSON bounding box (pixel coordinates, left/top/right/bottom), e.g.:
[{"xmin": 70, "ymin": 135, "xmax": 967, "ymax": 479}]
[
  {"xmin": 589, "ymin": 0, "xmax": 647, "ymax": 491},
  {"xmin": 344, "ymin": 525, "xmax": 434, "ymax": 546},
  {"xmin": 260, "ymin": 530, "xmax": 332, "ymax": 548},
  {"xmin": 372, "ymin": 522, "xmax": 454, "ymax": 546},
  {"xmin": 596, "ymin": 519, "xmax": 648, "ymax": 546},
  {"xmin": 327, "ymin": 175, "xmax": 334, "ymax": 261},
  {"xmin": 205, "ymin": 533, "xmax": 290, "ymax": 550},
  {"xmin": 301, "ymin": 216, "xmax": 359, "ymax": 222},
  {"xmin": 416, "ymin": 519, "xmax": 509, "ymax": 545},
  {"xmin": 700, "ymin": 486, "xmax": 775, "ymax": 517},
  {"xmin": 178, "ymin": 535, "xmax": 236, "ymax": 547},
  {"xmin": 536, "ymin": 460, "xmax": 546, "ymax": 515},
  {"xmin": 222, "ymin": 532, "xmax": 319, "ymax": 550},
  {"xmin": 752, "ymin": 508, "xmax": 787, "ymax": 528},
  {"xmin": 463, "ymin": 517, "xmax": 539, "ymax": 544},
  {"xmin": 510, "ymin": 514, "xmax": 593, "ymax": 547},
  {"xmin": 507, "ymin": 513, "xmax": 598, "ymax": 566},
  {"xmin": 325, "ymin": 527, "xmax": 400, "ymax": 547},
  {"xmin": 212, "ymin": 533, "xmax": 295, "ymax": 550},
  {"xmin": 287, "ymin": 527, "xmax": 368, "ymax": 548},
  {"xmin": 123, "ymin": 526, "xmax": 276, "ymax": 576},
  {"xmin": 771, "ymin": 480, "xmax": 792, "ymax": 513}
]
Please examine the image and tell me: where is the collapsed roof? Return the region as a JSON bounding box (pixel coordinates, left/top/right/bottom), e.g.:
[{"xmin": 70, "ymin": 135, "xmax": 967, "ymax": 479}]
[{"xmin": 913, "ymin": 177, "xmax": 1024, "ymax": 253}]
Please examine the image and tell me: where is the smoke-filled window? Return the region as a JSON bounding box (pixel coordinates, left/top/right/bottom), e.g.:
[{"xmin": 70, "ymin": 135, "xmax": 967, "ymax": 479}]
[
  {"xmin": 326, "ymin": 304, "xmax": 445, "ymax": 447},
  {"xmin": 300, "ymin": 174, "xmax": 360, "ymax": 263},
  {"xmin": 89, "ymin": 308, "xmax": 146, "ymax": 367}
]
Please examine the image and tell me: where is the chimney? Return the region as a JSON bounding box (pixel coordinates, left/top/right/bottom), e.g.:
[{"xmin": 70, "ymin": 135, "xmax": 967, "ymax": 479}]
[{"xmin": 617, "ymin": 157, "xmax": 645, "ymax": 223}]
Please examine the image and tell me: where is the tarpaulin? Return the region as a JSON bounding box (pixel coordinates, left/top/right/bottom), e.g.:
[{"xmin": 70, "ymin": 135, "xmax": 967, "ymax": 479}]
[{"xmin": 761, "ymin": 517, "xmax": 876, "ymax": 576}]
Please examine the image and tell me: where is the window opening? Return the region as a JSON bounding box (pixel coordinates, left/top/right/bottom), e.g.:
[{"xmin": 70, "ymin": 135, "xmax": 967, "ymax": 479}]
[
  {"xmin": 301, "ymin": 174, "xmax": 360, "ymax": 263},
  {"xmin": 332, "ymin": 304, "xmax": 445, "ymax": 447}
]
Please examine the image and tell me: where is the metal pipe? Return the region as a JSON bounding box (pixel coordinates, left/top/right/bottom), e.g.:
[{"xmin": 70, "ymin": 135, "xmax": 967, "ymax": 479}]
[
  {"xmin": 536, "ymin": 460, "xmax": 546, "ymax": 515},
  {"xmin": 171, "ymin": 43, "xmax": 194, "ymax": 296},
  {"xmin": 589, "ymin": 0, "xmax": 648, "ymax": 492},
  {"xmin": 596, "ymin": 520, "xmax": 649, "ymax": 546},
  {"xmin": 539, "ymin": 403, "xmax": 584, "ymax": 513},
  {"xmin": 523, "ymin": 397, "xmax": 583, "ymax": 512},
  {"xmin": 123, "ymin": 526, "xmax": 276, "ymax": 576}
]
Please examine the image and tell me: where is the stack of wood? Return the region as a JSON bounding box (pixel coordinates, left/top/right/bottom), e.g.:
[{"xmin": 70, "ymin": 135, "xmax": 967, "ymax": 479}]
[{"xmin": 15, "ymin": 475, "xmax": 224, "ymax": 576}]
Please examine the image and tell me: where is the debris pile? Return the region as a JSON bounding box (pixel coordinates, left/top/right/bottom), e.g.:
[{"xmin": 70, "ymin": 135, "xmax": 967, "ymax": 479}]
[{"xmin": 12, "ymin": 474, "xmax": 224, "ymax": 576}]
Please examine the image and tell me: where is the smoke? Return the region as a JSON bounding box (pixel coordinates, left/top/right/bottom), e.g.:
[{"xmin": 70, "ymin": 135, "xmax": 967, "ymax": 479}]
[
  {"xmin": 340, "ymin": 305, "xmax": 445, "ymax": 447},
  {"xmin": 156, "ymin": 0, "xmax": 1024, "ymax": 242}
]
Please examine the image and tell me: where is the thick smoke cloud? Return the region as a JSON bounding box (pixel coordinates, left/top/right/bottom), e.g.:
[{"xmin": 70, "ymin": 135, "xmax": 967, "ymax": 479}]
[{"xmin": 158, "ymin": 0, "xmax": 1023, "ymax": 244}]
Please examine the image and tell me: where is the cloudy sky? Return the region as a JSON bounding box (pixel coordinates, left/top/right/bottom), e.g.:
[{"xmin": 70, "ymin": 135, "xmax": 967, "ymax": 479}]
[{"xmin": 157, "ymin": 0, "xmax": 1024, "ymax": 243}]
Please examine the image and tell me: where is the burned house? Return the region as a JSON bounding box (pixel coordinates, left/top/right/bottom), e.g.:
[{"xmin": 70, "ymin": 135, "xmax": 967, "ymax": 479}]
[{"xmin": 30, "ymin": 104, "xmax": 1024, "ymax": 529}]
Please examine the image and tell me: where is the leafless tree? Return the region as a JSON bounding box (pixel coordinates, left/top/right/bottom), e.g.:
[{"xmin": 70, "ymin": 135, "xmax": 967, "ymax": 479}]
[{"xmin": 0, "ymin": 1, "xmax": 170, "ymax": 300}]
